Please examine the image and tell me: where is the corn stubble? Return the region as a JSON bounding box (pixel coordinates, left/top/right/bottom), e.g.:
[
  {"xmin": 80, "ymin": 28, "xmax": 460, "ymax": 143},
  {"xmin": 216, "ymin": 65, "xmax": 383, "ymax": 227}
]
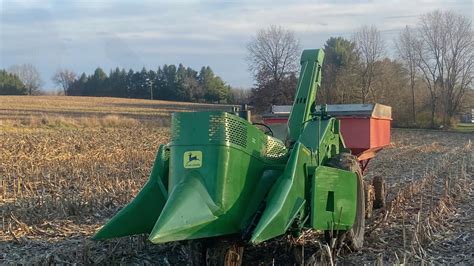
[
  {"xmin": 0, "ymin": 119, "xmax": 472, "ymax": 264},
  {"xmin": 0, "ymin": 124, "xmax": 172, "ymax": 263}
]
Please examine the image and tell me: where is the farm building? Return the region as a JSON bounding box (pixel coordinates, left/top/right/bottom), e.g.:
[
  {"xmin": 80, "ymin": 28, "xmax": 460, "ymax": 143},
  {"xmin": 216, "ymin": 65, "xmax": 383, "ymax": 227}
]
[{"xmin": 460, "ymin": 109, "xmax": 474, "ymax": 123}]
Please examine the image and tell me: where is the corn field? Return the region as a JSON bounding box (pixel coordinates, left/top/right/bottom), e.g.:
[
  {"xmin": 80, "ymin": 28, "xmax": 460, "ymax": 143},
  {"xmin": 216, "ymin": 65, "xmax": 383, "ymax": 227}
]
[{"xmin": 0, "ymin": 96, "xmax": 472, "ymax": 264}]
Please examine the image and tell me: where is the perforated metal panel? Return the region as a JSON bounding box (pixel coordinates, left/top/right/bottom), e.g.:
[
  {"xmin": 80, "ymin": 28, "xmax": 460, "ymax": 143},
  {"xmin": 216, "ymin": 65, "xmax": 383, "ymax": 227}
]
[
  {"xmin": 170, "ymin": 115, "xmax": 181, "ymax": 141},
  {"xmin": 262, "ymin": 137, "xmax": 287, "ymax": 160},
  {"xmin": 209, "ymin": 114, "xmax": 248, "ymax": 148}
]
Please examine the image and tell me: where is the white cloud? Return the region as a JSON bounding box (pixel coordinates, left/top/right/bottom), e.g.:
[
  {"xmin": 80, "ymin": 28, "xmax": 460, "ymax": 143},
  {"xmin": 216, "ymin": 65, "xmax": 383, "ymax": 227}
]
[{"xmin": 1, "ymin": 0, "xmax": 472, "ymax": 88}]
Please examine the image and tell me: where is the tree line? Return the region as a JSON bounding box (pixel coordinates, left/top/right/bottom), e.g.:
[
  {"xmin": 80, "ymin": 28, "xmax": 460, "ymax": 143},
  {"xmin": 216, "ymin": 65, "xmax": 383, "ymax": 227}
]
[
  {"xmin": 0, "ymin": 64, "xmax": 43, "ymax": 95},
  {"xmin": 1, "ymin": 10, "xmax": 472, "ymax": 128},
  {"xmin": 0, "ymin": 63, "xmax": 233, "ymax": 104},
  {"xmin": 57, "ymin": 64, "xmax": 232, "ymax": 103},
  {"xmin": 0, "ymin": 70, "xmax": 27, "ymax": 95},
  {"xmin": 246, "ymin": 10, "xmax": 473, "ymax": 128}
]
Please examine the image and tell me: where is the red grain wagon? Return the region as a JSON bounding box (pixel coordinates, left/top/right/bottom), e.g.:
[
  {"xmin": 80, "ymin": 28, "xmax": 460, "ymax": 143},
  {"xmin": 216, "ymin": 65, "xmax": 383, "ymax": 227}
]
[{"xmin": 263, "ymin": 104, "xmax": 392, "ymax": 172}]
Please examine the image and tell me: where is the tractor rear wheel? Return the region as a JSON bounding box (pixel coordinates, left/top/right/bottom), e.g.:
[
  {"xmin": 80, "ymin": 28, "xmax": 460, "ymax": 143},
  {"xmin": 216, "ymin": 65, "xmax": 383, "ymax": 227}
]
[{"xmin": 327, "ymin": 153, "xmax": 365, "ymax": 251}]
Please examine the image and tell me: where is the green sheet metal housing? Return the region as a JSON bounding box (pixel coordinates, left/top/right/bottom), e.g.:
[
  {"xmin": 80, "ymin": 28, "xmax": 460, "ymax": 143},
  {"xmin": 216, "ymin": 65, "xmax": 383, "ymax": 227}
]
[
  {"xmin": 95, "ymin": 111, "xmax": 288, "ymax": 243},
  {"xmin": 93, "ymin": 48, "xmax": 359, "ymax": 245}
]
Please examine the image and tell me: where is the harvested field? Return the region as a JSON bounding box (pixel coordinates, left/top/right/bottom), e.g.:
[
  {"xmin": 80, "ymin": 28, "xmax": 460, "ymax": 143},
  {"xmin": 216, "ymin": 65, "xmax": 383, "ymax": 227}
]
[
  {"xmin": 0, "ymin": 96, "xmax": 472, "ymax": 264},
  {"xmin": 343, "ymin": 129, "xmax": 473, "ymax": 264},
  {"xmin": 0, "ymin": 96, "xmax": 235, "ymax": 125}
]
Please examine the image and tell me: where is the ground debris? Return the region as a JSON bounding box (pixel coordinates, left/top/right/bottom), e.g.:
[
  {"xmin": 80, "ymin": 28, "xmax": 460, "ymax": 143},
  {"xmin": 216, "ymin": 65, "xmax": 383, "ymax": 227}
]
[{"xmin": 1, "ymin": 128, "xmax": 472, "ymax": 264}]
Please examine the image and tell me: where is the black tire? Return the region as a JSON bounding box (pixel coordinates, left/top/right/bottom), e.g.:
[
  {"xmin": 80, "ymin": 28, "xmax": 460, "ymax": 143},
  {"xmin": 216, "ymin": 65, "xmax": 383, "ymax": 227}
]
[
  {"xmin": 347, "ymin": 171, "xmax": 365, "ymax": 250},
  {"xmin": 372, "ymin": 176, "xmax": 386, "ymax": 209},
  {"xmin": 327, "ymin": 153, "xmax": 365, "ymax": 251}
]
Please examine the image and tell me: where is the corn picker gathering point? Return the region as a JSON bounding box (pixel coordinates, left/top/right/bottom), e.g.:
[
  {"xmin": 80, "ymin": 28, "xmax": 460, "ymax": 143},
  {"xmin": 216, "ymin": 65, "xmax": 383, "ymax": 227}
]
[{"xmin": 93, "ymin": 49, "xmax": 391, "ymax": 263}]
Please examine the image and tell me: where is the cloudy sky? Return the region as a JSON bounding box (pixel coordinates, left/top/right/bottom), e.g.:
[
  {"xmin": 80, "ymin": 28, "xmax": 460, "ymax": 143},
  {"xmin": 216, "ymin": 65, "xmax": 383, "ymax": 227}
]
[{"xmin": 1, "ymin": 0, "xmax": 472, "ymax": 90}]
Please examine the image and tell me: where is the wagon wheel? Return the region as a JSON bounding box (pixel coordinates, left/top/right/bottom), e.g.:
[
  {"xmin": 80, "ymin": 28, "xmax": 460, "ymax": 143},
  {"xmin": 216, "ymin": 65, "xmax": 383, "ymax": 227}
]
[
  {"xmin": 326, "ymin": 153, "xmax": 365, "ymax": 251},
  {"xmin": 205, "ymin": 239, "xmax": 244, "ymax": 266},
  {"xmin": 372, "ymin": 176, "xmax": 386, "ymax": 209}
]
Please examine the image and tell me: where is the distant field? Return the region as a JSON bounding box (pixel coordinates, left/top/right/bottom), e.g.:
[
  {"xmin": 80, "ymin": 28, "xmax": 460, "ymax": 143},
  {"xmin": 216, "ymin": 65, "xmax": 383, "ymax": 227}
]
[{"xmin": 0, "ymin": 96, "xmax": 235, "ymax": 125}]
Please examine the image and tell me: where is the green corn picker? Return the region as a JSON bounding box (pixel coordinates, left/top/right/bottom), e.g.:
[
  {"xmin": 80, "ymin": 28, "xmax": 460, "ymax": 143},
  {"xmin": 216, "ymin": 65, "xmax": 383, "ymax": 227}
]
[{"xmin": 94, "ymin": 48, "xmax": 390, "ymax": 264}]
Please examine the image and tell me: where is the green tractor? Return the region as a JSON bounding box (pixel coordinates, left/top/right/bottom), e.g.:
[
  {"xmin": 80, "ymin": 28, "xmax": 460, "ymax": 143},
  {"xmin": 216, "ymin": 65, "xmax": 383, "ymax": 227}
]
[{"xmin": 94, "ymin": 49, "xmax": 389, "ymax": 263}]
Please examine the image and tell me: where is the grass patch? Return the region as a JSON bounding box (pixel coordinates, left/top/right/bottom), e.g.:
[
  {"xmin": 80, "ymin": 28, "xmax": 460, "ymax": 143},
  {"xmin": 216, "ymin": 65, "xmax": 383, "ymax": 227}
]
[{"xmin": 454, "ymin": 123, "xmax": 474, "ymax": 132}]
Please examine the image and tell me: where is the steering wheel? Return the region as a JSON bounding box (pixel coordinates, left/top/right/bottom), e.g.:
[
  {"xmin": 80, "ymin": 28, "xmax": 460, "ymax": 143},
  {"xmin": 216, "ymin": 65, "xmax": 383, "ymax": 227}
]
[{"xmin": 253, "ymin": 123, "xmax": 274, "ymax": 137}]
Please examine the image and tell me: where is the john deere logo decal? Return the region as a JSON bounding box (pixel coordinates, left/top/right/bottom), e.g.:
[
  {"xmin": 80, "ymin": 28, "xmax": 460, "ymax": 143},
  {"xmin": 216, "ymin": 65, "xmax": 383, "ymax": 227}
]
[{"xmin": 184, "ymin": 151, "xmax": 202, "ymax": 168}]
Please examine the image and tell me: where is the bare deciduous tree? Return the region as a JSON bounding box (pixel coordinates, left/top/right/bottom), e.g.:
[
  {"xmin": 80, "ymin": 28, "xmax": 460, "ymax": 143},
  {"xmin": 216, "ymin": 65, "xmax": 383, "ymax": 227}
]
[
  {"xmin": 246, "ymin": 25, "xmax": 300, "ymax": 107},
  {"xmin": 230, "ymin": 87, "xmax": 251, "ymax": 104},
  {"xmin": 8, "ymin": 63, "xmax": 43, "ymax": 95},
  {"xmin": 396, "ymin": 26, "xmax": 421, "ymax": 125},
  {"xmin": 353, "ymin": 25, "xmax": 385, "ymax": 103},
  {"xmin": 52, "ymin": 69, "xmax": 77, "ymax": 96},
  {"xmin": 441, "ymin": 12, "xmax": 473, "ymax": 124},
  {"xmin": 247, "ymin": 25, "xmax": 300, "ymax": 83},
  {"xmin": 414, "ymin": 10, "xmax": 473, "ymax": 127}
]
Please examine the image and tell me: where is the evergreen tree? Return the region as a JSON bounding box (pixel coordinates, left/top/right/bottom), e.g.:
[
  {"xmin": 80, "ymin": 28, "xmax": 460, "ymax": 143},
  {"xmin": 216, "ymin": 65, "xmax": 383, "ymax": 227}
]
[
  {"xmin": 137, "ymin": 67, "xmax": 149, "ymax": 99},
  {"xmin": 62, "ymin": 64, "xmax": 230, "ymax": 103},
  {"xmin": 184, "ymin": 67, "xmax": 199, "ymax": 101},
  {"xmin": 108, "ymin": 67, "xmax": 128, "ymax": 97},
  {"xmin": 176, "ymin": 64, "xmax": 199, "ymax": 101},
  {"xmin": 0, "ymin": 70, "xmax": 27, "ymax": 95},
  {"xmin": 68, "ymin": 72, "xmax": 87, "ymax": 95},
  {"xmin": 321, "ymin": 37, "xmax": 359, "ymax": 104},
  {"xmin": 92, "ymin": 67, "xmax": 108, "ymax": 96},
  {"xmin": 126, "ymin": 69, "xmax": 135, "ymax": 98},
  {"xmin": 128, "ymin": 70, "xmax": 143, "ymax": 98},
  {"xmin": 160, "ymin": 64, "xmax": 178, "ymax": 100},
  {"xmin": 198, "ymin": 66, "xmax": 229, "ymax": 103}
]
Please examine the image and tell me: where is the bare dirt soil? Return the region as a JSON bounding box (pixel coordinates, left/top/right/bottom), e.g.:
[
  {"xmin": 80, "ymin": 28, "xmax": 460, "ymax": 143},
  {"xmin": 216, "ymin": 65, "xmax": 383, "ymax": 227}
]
[{"xmin": 1, "ymin": 97, "xmax": 472, "ymax": 264}]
